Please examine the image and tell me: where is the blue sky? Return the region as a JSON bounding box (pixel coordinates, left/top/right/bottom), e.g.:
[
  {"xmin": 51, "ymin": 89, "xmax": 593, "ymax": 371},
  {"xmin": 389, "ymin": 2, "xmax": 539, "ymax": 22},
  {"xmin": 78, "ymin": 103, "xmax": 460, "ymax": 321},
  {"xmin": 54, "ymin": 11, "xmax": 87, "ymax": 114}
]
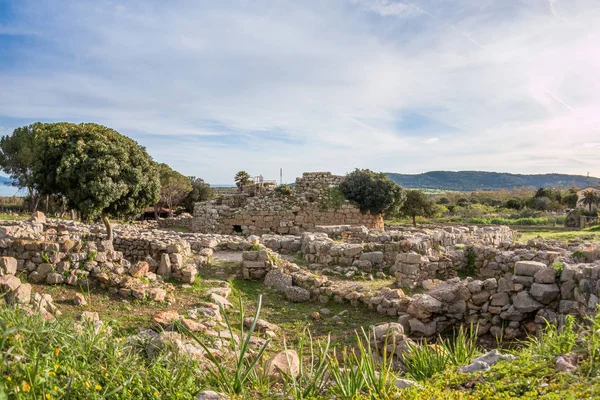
[{"xmin": 0, "ymin": 0, "xmax": 599, "ymax": 189}]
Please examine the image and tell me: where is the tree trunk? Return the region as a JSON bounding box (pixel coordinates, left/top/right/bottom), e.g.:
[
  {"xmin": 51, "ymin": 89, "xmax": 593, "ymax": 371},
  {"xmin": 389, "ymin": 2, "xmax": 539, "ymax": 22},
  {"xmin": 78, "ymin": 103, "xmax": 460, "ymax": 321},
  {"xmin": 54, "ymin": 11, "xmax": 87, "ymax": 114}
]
[
  {"xmin": 154, "ymin": 204, "xmax": 159, "ymax": 220},
  {"xmin": 45, "ymin": 195, "xmax": 49, "ymax": 214},
  {"xmin": 101, "ymin": 214, "xmax": 113, "ymax": 242},
  {"xmin": 168, "ymin": 199, "xmax": 173, "ymax": 218},
  {"xmin": 412, "ymin": 215, "xmax": 417, "ymax": 227},
  {"xmin": 28, "ymin": 187, "xmax": 36, "ymax": 212}
]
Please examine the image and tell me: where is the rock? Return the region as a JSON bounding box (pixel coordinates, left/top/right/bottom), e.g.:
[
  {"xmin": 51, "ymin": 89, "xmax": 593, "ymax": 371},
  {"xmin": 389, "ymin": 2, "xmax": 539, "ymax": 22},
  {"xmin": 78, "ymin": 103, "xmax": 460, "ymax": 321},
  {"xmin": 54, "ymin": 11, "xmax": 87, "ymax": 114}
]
[
  {"xmin": 157, "ymin": 254, "xmax": 172, "ymax": 278},
  {"xmin": 243, "ymin": 318, "xmax": 280, "ymax": 333},
  {"xmin": 408, "ymin": 318, "xmax": 436, "ymax": 337},
  {"xmin": 511, "ymin": 291, "xmax": 543, "ymax": 313},
  {"xmin": 10, "ymin": 283, "xmax": 31, "ymax": 304},
  {"xmin": 514, "ymin": 261, "xmax": 546, "ymax": 277},
  {"xmin": 459, "ymin": 360, "xmax": 491, "ymax": 373},
  {"xmin": 285, "ymin": 286, "xmax": 311, "ymax": 302},
  {"xmin": 196, "ymin": 391, "xmax": 229, "ymax": 400},
  {"xmin": 530, "ymin": 283, "xmax": 560, "ymax": 304},
  {"xmin": 46, "ymin": 273, "xmax": 64, "ymax": 285},
  {"xmin": 266, "ymin": 350, "xmax": 300, "ymax": 380},
  {"xmin": 373, "ymin": 322, "xmax": 404, "ymax": 340},
  {"xmin": 181, "ymin": 318, "xmax": 207, "ymax": 332},
  {"xmin": 311, "ymin": 312, "xmax": 320, "ymax": 320},
  {"xmin": 395, "ymin": 379, "xmax": 417, "ymax": 389},
  {"xmin": 534, "ymin": 268, "xmax": 557, "ymax": 284},
  {"xmin": 152, "ymin": 310, "xmax": 182, "ymax": 327},
  {"xmin": 73, "ymin": 293, "xmax": 87, "ymax": 306},
  {"xmin": 555, "ymin": 356, "xmax": 577, "ymax": 372},
  {"xmin": 210, "ymin": 293, "xmax": 233, "ymax": 309},
  {"xmin": 264, "ymin": 269, "xmax": 292, "ymax": 292},
  {"xmin": 407, "ymin": 294, "xmax": 442, "ymax": 319},
  {"xmin": 360, "ymin": 252, "xmax": 384, "ymax": 264},
  {"xmin": 472, "ymin": 350, "xmax": 516, "ymax": 367},
  {"xmin": 129, "ymin": 261, "xmax": 149, "ymax": 278},
  {"xmin": 0, "ymin": 257, "xmax": 17, "ymax": 276},
  {"xmin": 559, "ymin": 300, "xmax": 579, "ymax": 314},
  {"xmin": 147, "ymin": 288, "xmax": 167, "ymax": 302}
]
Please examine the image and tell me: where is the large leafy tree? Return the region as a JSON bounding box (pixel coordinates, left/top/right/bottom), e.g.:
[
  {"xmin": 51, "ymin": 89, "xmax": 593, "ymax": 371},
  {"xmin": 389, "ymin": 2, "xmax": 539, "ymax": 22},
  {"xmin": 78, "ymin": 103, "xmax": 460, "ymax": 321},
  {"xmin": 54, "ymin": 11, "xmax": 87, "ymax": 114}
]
[
  {"xmin": 157, "ymin": 163, "xmax": 192, "ymax": 217},
  {"xmin": 234, "ymin": 171, "xmax": 251, "ymax": 191},
  {"xmin": 400, "ymin": 189, "xmax": 436, "ymax": 227},
  {"xmin": 0, "ymin": 124, "xmax": 39, "ymax": 211},
  {"xmin": 182, "ymin": 176, "xmax": 214, "ymax": 213},
  {"xmin": 33, "ymin": 122, "xmax": 160, "ymax": 241},
  {"xmin": 339, "ymin": 169, "xmax": 406, "ymax": 215}
]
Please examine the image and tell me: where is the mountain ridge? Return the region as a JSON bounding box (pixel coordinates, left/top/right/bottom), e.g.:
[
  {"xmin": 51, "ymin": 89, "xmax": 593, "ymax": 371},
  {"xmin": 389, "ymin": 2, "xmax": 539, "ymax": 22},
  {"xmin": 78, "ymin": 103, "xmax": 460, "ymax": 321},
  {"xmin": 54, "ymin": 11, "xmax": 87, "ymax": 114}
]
[{"xmin": 385, "ymin": 171, "xmax": 600, "ymax": 191}]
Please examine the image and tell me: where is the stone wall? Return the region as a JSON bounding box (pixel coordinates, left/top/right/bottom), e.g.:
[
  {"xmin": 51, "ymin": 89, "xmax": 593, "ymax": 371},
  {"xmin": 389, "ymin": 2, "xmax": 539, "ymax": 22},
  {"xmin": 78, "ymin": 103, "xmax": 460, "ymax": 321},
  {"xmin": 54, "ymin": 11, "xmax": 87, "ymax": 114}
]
[
  {"xmin": 157, "ymin": 215, "xmax": 193, "ymax": 231},
  {"xmin": 294, "ymin": 172, "xmax": 345, "ymax": 193},
  {"xmin": 192, "ymin": 171, "xmax": 383, "ymax": 235},
  {"xmin": 193, "ymin": 199, "xmax": 382, "ymax": 235}
]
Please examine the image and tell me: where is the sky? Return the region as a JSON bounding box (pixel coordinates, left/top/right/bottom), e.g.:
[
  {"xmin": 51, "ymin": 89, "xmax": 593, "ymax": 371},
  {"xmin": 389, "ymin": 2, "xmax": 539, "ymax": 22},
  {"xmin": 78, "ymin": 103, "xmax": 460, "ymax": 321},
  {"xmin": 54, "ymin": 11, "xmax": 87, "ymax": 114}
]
[{"xmin": 0, "ymin": 0, "xmax": 599, "ymax": 189}]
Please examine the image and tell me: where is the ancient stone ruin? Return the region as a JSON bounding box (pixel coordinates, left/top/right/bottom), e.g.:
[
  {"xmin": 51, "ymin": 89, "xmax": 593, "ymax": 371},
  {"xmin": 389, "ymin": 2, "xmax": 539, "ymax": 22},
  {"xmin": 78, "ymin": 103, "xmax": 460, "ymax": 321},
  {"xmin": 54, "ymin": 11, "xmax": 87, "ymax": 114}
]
[
  {"xmin": 192, "ymin": 172, "xmax": 383, "ymax": 235},
  {"xmin": 2, "ymin": 209, "xmax": 600, "ymax": 349}
]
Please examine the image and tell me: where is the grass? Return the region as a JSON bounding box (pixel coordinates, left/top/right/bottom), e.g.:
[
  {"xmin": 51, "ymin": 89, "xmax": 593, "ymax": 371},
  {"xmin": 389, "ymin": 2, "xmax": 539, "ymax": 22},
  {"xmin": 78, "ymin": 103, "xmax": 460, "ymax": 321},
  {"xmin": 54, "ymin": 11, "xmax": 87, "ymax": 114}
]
[
  {"xmin": 516, "ymin": 227, "xmax": 600, "ymax": 243},
  {"xmin": 0, "ymin": 212, "xmax": 28, "ymax": 221},
  {"xmin": 3, "ymin": 292, "xmax": 600, "ymax": 398}
]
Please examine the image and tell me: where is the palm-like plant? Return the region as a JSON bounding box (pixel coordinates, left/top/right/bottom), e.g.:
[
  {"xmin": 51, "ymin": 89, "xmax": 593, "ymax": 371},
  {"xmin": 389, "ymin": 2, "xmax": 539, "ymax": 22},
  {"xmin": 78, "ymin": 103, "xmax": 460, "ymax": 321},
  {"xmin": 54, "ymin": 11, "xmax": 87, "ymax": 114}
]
[
  {"xmin": 234, "ymin": 171, "xmax": 251, "ymax": 191},
  {"xmin": 582, "ymin": 190, "xmax": 599, "ymax": 211}
]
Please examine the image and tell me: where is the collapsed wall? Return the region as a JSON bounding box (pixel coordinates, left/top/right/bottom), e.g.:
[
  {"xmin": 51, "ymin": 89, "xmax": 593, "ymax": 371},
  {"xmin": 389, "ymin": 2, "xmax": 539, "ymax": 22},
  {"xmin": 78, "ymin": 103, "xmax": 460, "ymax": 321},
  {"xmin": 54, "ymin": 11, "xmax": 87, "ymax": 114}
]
[{"xmin": 192, "ymin": 171, "xmax": 383, "ymax": 235}]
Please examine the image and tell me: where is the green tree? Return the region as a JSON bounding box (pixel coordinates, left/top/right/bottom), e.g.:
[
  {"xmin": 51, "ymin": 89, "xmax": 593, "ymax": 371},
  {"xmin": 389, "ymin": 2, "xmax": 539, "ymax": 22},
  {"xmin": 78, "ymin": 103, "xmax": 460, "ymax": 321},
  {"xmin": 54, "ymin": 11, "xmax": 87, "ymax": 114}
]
[
  {"xmin": 0, "ymin": 124, "xmax": 39, "ymax": 211},
  {"xmin": 339, "ymin": 169, "xmax": 405, "ymax": 215},
  {"xmin": 33, "ymin": 122, "xmax": 160, "ymax": 241},
  {"xmin": 157, "ymin": 164, "xmax": 192, "ymax": 218},
  {"xmin": 581, "ymin": 190, "xmax": 599, "ymax": 212},
  {"xmin": 561, "ymin": 192, "xmax": 579, "ymax": 209},
  {"xmin": 234, "ymin": 171, "xmax": 251, "ymax": 191},
  {"xmin": 182, "ymin": 176, "xmax": 214, "ymax": 213},
  {"xmin": 400, "ymin": 189, "xmax": 436, "ymax": 227}
]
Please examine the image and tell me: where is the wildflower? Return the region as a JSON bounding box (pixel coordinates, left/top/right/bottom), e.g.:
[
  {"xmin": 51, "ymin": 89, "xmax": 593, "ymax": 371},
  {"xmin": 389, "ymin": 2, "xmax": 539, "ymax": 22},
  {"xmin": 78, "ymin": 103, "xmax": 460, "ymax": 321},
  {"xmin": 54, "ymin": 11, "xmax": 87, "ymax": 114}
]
[
  {"xmin": 45, "ymin": 394, "xmax": 51, "ymax": 400},
  {"xmin": 54, "ymin": 364, "xmax": 59, "ymax": 369},
  {"xmin": 6, "ymin": 376, "xmax": 10, "ymax": 381},
  {"xmin": 55, "ymin": 348, "xmax": 61, "ymax": 356},
  {"xmin": 85, "ymin": 381, "xmax": 91, "ymax": 389},
  {"xmin": 154, "ymin": 392, "xmax": 159, "ymax": 397},
  {"xmin": 54, "ymin": 386, "xmax": 58, "ymax": 391},
  {"xmin": 8, "ymin": 321, "xmax": 12, "ymax": 326},
  {"xmin": 95, "ymin": 384, "xmax": 102, "ymax": 391},
  {"xmin": 22, "ymin": 382, "xmax": 31, "ymax": 393}
]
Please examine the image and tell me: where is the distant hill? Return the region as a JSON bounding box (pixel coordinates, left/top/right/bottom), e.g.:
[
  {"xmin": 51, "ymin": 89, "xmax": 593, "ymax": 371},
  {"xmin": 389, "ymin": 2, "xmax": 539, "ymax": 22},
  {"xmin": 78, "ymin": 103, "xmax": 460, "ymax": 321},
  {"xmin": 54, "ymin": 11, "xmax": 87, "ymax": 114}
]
[{"xmin": 385, "ymin": 171, "xmax": 600, "ymax": 191}]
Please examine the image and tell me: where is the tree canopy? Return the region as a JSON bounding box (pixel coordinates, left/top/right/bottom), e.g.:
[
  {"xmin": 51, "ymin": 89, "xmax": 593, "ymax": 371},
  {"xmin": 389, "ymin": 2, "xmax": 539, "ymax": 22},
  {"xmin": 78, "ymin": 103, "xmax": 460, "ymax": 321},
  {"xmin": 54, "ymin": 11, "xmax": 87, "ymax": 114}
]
[
  {"xmin": 400, "ymin": 189, "xmax": 436, "ymax": 226},
  {"xmin": 0, "ymin": 124, "xmax": 39, "ymax": 210},
  {"xmin": 339, "ymin": 169, "xmax": 405, "ymax": 215},
  {"xmin": 183, "ymin": 176, "xmax": 214, "ymax": 213},
  {"xmin": 33, "ymin": 122, "xmax": 160, "ymax": 241},
  {"xmin": 157, "ymin": 163, "xmax": 192, "ymax": 217}
]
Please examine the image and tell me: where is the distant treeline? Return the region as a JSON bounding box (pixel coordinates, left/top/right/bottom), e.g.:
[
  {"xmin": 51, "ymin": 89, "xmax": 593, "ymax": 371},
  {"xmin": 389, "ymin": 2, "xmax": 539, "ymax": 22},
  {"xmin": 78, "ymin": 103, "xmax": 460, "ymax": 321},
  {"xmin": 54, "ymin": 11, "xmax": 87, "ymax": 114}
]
[{"xmin": 386, "ymin": 171, "xmax": 600, "ymax": 191}]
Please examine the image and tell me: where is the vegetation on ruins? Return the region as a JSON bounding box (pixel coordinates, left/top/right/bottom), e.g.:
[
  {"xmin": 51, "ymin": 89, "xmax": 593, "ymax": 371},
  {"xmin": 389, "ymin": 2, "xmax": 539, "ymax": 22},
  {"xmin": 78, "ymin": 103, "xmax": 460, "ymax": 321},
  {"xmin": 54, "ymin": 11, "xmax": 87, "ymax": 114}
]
[
  {"xmin": 32, "ymin": 122, "xmax": 160, "ymax": 241},
  {"xmin": 156, "ymin": 163, "xmax": 192, "ymax": 218},
  {"xmin": 399, "ymin": 189, "xmax": 436, "ymax": 227},
  {"xmin": 339, "ymin": 169, "xmax": 406, "ymax": 215},
  {"xmin": 0, "ymin": 124, "xmax": 39, "ymax": 211},
  {"xmin": 182, "ymin": 176, "xmax": 214, "ymax": 213},
  {"xmin": 234, "ymin": 170, "xmax": 252, "ymax": 191}
]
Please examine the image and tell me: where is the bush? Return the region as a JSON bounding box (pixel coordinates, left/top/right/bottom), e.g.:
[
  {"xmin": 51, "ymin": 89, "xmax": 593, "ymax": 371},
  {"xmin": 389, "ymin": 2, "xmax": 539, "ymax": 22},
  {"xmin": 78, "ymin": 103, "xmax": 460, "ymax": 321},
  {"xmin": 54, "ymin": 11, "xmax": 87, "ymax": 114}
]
[
  {"xmin": 339, "ymin": 169, "xmax": 405, "ymax": 215},
  {"xmin": 274, "ymin": 184, "xmax": 292, "ymax": 197}
]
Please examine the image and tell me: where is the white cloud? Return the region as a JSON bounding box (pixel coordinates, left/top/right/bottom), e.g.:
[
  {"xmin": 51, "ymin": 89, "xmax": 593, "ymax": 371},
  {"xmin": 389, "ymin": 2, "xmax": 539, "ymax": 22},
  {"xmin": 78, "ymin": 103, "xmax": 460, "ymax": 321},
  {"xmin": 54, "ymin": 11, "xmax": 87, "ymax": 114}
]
[{"xmin": 0, "ymin": 0, "xmax": 599, "ymax": 183}]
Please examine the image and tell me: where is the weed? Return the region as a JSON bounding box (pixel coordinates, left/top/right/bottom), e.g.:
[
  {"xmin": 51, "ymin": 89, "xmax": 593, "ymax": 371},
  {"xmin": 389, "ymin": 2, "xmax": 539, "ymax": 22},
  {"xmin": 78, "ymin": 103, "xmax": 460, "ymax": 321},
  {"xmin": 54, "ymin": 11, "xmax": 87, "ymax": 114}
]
[
  {"xmin": 248, "ymin": 244, "xmax": 261, "ymax": 252},
  {"xmin": 552, "ymin": 260, "xmax": 565, "ymax": 278}
]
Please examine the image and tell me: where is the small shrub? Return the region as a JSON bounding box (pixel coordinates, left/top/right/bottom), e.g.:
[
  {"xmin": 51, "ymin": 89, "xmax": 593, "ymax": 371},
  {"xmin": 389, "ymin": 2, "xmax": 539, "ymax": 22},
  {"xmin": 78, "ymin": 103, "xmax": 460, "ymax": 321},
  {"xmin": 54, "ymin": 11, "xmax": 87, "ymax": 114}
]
[
  {"xmin": 248, "ymin": 244, "xmax": 261, "ymax": 252},
  {"xmin": 572, "ymin": 249, "xmax": 585, "ymax": 262},
  {"xmin": 274, "ymin": 184, "xmax": 292, "ymax": 197},
  {"xmin": 403, "ymin": 340, "xmax": 448, "ymax": 381},
  {"xmin": 552, "ymin": 260, "xmax": 565, "ymax": 277}
]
